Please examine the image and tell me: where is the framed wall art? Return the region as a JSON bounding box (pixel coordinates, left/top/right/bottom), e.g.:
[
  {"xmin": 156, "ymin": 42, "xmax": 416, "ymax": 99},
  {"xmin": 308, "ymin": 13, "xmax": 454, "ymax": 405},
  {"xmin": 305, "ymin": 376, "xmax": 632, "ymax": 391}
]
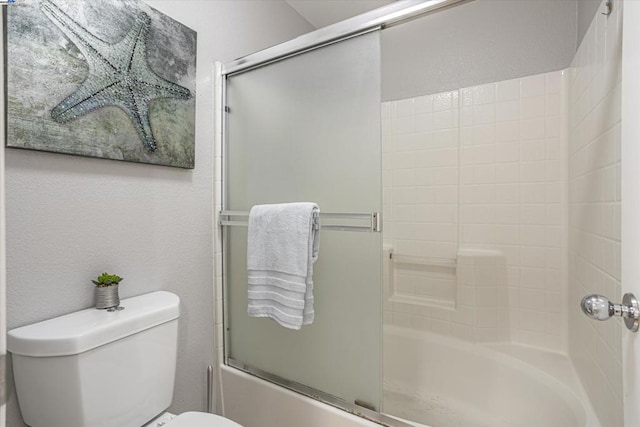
[{"xmin": 5, "ymin": 0, "xmax": 197, "ymax": 168}]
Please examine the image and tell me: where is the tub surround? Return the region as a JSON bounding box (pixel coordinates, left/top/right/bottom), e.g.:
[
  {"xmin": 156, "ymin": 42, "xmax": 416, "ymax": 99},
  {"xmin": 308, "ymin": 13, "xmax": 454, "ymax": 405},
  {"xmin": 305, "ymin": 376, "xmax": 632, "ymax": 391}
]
[
  {"xmin": 568, "ymin": 0, "xmax": 623, "ymax": 425},
  {"xmin": 383, "ymin": 68, "xmax": 568, "ymax": 351}
]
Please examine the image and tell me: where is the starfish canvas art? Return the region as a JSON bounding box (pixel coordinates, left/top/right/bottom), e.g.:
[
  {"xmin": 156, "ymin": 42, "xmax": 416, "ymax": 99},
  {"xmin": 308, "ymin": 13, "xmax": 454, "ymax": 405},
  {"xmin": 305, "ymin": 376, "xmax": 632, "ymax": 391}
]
[{"xmin": 5, "ymin": 0, "xmax": 197, "ymax": 168}]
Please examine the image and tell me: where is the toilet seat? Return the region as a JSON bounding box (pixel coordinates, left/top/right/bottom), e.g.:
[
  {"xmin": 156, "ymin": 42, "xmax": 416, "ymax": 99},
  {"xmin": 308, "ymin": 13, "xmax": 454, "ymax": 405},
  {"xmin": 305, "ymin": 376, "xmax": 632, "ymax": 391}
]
[{"xmin": 165, "ymin": 412, "xmax": 243, "ymax": 427}]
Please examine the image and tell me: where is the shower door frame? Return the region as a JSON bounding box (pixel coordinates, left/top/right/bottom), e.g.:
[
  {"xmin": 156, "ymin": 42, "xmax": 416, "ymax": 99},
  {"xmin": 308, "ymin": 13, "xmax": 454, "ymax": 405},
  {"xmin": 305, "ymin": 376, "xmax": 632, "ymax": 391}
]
[{"xmin": 217, "ymin": 1, "xmax": 469, "ymax": 426}]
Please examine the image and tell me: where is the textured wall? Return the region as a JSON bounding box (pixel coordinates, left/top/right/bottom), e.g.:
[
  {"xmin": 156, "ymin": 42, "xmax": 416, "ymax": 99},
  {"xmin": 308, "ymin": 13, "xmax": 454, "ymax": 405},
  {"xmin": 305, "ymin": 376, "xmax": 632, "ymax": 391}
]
[
  {"xmin": 381, "ymin": 0, "xmax": 578, "ymax": 101},
  {"xmin": 3, "ymin": 1, "xmax": 313, "ymax": 425}
]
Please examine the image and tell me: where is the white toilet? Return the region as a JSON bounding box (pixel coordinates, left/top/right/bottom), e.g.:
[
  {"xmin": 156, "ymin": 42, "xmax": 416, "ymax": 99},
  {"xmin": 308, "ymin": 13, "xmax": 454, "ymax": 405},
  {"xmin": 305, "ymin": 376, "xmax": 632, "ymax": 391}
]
[{"xmin": 7, "ymin": 291, "xmax": 241, "ymax": 427}]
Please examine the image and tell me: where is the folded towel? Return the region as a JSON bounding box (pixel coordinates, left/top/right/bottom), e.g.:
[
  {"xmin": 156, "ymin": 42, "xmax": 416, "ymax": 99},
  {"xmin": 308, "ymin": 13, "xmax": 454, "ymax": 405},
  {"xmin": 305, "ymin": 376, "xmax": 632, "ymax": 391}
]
[{"xmin": 247, "ymin": 202, "xmax": 320, "ymax": 330}]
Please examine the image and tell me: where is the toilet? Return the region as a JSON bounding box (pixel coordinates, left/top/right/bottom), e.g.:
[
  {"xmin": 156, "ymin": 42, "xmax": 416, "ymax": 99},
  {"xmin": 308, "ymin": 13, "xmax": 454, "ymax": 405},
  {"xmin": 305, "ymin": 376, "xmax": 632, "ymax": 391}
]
[{"xmin": 7, "ymin": 291, "xmax": 241, "ymax": 427}]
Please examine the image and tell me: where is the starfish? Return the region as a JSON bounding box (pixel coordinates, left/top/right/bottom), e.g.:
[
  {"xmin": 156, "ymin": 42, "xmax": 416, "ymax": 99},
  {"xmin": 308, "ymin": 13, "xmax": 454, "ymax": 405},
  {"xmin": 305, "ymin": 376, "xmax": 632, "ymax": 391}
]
[{"xmin": 40, "ymin": 0, "xmax": 191, "ymax": 152}]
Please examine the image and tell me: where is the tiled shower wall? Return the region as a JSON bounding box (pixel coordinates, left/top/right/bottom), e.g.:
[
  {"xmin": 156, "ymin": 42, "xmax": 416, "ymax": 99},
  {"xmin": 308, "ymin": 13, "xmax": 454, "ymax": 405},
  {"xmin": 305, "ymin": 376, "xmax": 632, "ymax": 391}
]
[
  {"xmin": 382, "ymin": 69, "xmax": 568, "ymax": 351},
  {"xmin": 568, "ymin": 0, "xmax": 623, "ymax": 425}
]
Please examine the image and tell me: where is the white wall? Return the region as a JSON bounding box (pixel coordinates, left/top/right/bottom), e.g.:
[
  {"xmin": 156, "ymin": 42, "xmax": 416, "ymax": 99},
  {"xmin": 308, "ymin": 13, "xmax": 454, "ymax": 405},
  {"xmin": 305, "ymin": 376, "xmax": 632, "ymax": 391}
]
[
  {"xmin": 381, "ymin": 0, "xmax": 578, "ymax": 101},
  {"xmin": 3, "ymin": 1, "xmax": 313, "ymax": 426},
  {"xmin": 568, "ymin": 0, "xmax": 623, "ymax": 425}
]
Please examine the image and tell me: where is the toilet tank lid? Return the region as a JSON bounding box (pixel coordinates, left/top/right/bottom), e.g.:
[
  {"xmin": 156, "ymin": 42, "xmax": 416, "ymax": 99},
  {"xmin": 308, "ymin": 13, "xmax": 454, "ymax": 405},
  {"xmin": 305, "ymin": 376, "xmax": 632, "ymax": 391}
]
[{"xmin": 8, "ymin": 291, "xmax": 180, "ymax": 357}]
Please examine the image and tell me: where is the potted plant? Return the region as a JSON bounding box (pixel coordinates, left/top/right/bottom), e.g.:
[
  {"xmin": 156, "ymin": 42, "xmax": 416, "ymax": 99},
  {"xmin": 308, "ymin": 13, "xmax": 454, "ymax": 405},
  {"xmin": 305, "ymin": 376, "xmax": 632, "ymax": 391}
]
[{"xmin": 92, "ymin": 272, "xmax": 123, "ymax": 310}]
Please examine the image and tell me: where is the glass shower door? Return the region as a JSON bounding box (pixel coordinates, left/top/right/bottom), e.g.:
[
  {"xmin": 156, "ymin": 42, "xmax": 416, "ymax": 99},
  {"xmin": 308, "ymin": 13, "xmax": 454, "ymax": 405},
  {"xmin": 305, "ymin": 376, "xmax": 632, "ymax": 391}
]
[{"xmin": 224, "ymin": 31, "xmax": 382, "ymax": 409}]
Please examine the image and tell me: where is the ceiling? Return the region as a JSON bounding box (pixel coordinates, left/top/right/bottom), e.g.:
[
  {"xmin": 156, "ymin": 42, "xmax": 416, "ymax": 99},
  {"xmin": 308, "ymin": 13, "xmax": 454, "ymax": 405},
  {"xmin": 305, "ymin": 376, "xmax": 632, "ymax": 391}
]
[{"xmin": 284, "ymin": 0, "xmax": 395, "ymax": 29}]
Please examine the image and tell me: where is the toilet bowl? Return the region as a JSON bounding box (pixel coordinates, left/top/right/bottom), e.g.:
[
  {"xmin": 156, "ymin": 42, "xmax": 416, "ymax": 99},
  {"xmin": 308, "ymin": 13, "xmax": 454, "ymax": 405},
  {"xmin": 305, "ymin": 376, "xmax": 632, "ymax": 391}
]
[
  {"xmin": 165, "ymin": 412, "xmax": 242, "ymax": 427},
  {"xmin": 7, "ymin": 291, "xmax": 242, "ymax": 427}
]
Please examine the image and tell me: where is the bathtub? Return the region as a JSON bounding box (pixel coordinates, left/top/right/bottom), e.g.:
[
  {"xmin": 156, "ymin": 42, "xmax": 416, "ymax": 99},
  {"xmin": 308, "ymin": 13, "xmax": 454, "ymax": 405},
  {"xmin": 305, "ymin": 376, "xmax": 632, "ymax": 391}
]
[
  {"xmin": 220, "ymin": 365, "xmax": 381, "ymax": 427},
  {"xmin": 383, "ymin": 325, "xmax": 600, "ymax": 427},
  {"xmin": 220, "ymin": 326, "xmax": 600, "ymax": 427}
]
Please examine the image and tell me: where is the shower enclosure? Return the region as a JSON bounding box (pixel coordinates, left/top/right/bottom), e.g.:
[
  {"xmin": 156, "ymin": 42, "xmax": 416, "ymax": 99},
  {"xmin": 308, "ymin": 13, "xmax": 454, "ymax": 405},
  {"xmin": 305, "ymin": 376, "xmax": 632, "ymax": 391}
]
[{"xmin": 217, "ymin": 0, "xmax": 640, "ymax": 426}]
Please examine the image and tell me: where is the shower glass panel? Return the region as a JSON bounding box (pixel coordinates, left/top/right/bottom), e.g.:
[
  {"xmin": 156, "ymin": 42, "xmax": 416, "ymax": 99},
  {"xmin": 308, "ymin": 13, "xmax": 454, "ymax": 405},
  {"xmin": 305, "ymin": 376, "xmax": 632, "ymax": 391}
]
[
  {"xmin": 225, "ymin": 31, "xmax": 382, "ymax": 409},
  {"xmin": 379, "ymin": 0, "xmax": 622, "ymax": 426}
]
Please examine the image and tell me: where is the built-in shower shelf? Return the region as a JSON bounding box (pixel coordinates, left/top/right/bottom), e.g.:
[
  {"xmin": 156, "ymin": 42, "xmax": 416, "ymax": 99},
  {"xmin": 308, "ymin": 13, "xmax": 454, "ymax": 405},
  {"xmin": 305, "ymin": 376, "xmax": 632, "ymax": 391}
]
[
  {"xmin": 390, "ymin": 253, "xmax": 457, "ymax": 269},
  {"xmin": 389, "ymin": 293, "xmax": 455, "ymax": 311}
]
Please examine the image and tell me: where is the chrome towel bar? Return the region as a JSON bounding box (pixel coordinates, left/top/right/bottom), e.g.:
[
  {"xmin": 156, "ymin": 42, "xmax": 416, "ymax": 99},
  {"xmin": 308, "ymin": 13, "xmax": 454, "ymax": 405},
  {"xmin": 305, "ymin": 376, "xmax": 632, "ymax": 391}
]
[{"xmin": 219, "ymin": 210, "xmax": 381, "ymax": 233}]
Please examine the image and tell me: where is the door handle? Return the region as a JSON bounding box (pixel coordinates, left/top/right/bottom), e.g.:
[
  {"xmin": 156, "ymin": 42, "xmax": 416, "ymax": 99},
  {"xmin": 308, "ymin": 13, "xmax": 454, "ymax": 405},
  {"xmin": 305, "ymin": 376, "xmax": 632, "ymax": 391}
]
[{"xmin": 581, "ymin": 293, "xmax": 639, "ymax": 332}]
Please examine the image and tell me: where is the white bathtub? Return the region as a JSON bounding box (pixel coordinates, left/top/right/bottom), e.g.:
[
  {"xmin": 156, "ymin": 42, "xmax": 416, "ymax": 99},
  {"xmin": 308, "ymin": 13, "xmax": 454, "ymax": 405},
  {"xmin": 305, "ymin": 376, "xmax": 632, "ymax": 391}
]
[
  {"xmin": 220, "ymin": 326, "xmax": 600, "ymax": 427},
  {"xmin": 220, "ymin": 365, "xmax": 381, "ymax": 427},
  {"xmin": 383, "ymin": 325, "xmax": 600, "ymax": 427}
]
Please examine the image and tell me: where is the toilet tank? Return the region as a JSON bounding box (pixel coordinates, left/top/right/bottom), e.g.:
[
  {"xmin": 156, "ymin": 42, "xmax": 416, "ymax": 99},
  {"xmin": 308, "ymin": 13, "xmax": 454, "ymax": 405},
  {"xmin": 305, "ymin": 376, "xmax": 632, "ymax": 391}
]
[{"xmin": 8, "ymin": 291, "xmax": 181, "ymax": 427}]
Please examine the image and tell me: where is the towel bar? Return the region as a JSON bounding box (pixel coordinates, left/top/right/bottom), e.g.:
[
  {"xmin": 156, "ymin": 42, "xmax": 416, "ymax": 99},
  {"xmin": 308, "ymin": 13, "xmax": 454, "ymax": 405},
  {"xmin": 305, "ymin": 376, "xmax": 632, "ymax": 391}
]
[{"xmin": 219, "ymin": 210, "xmax": 381, "ymax": 233}]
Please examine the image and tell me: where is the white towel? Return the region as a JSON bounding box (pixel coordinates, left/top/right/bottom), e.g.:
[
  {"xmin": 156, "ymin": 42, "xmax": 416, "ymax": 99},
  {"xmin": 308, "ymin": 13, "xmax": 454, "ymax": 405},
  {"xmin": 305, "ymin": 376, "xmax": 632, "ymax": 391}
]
[{"xmin": 247, "ymin": 202, "xmax": 320, "ymax": 330}]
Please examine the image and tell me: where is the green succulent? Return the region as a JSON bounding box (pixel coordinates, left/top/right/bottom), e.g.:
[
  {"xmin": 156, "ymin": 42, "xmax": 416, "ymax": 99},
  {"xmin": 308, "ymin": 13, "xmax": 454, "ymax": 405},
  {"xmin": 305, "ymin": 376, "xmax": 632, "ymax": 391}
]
[{"xmin": 92, "ymin": 272, "xmax": 123, "ymax": 287}]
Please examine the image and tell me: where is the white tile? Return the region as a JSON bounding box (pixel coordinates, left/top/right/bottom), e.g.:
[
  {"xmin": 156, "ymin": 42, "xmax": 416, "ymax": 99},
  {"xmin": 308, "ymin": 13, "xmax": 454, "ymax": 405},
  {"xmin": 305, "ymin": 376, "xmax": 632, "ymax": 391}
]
[
  {"xmin": 461, "ymin": 87, "xmax": 474, "ymax": 107},
  {"xmin": 495, "ymin": 164, "xmax": 519, "ymax": 183},
  {"xmin": 520, "ymin": 74, "xmax": 546, "ymax": 98},
  {"xmin": 520, "ymin": 161, "xmax": 546, "ymax": 182},
  {"xmin": 396, "ymin": 98, "xmax": 414, "ymax": 117},
  {"xmin": 496, "ymin": 100, "xmax": 519, "ymax": 122},
  {"xmin": 473, "ymin": 83, "xmax": 496, "ymax": 105},
  {"xmin": 496, "ymin": 79, "xmax": 520, "ymax": 102},
  {"xmin": 414, "ymin": 94, "xmax": 434, "ymax": 114},
  {"xmin": 496, "ymin": 121, "xmax": 520, "ymax": 142},
  {"xmin": 520, "ymin": 118, "xmax": 546, "ymax": 140},
  {"xmin": 472, "ymin": 124, "xmax": 497, "ymax": 145},
  {"xmin": 461, "ymin": 107, "xmax": 473, "ymax": 127},
  {"xmin": 415, "ymin": 113, "xmax": 434, "ymax": 133},
  {"xmin": 493, "ymin": 205, "xmax": 520, "ymax": 225},
  {"xmin": 433, "ymin": 110, "xmax": 454, "ymax": 130},
  {"xmin": 462, "ymin": 224, "xmax": 495, "ymax": 243},
  {"xmin": 477, "ymin": 287, "xmax": 498, "ymax": 307},
  {"xmin": 520, "ymin": 267, "xmax": 547, "ymax": 289},
  {"xmin": 473, "ymin": 104, "xmax": 495, "ymax": 124},
  {"xmin": 395, "ymin": 115, "xmax": 414, "ymax": 134},
  {"xmin": 521, "ymin": 183, "xmax": 547, "ymax": 203},
  {"xmin": 546, "ymin": 116, "xmax": 562, "ymax": 138},
  {"xmin": 546, "ymin": 138, "xmax": 562, "ymax": 160},
  {"xmin": 476, "ymin": 308, "xmax": 498, "ymax": 328},
  {"xmin": 495, "ymin": 225, "xmax": 519, "ymax": 245},
  {"xmin": 520, "ymin": 140, "xmax": 546, "ymax": 161},
  {"xmin": 495, "ymin": 142, "xmax": 520, "ymax": 163},
  {"xmin": 546, "ymin": 93, "xmax": 562, "ymax": 116},
  {"xmin": 521, "ymin": 205, "xmax": 547, "ymax": 225},
  {"xmin": 520, "ymin": 225, "xmax": 547, "ymax": 246},
  {"xmin": 519, "ymin": 288, "xmax": 546, "ymax": 311},
  {"xmin": 494, "ymin": 183, "xmax": 520, "ymax": 203},
  {"xmin": 433, "ymin": 91, "xmax": 454, "ymax": 111},
  {"xmin": 520, "ymin": 247, "xmax": 547, "ymax": 268},
  {"xmin": 432, "ymin": 129, "xmax": 458, "ymax": 148},
  {"xmin": 546, "ymin": 71, "xmax": 563, "ymax": 94},
  {"xmin": 462, "ymin": 145, "xmax": 495, "ymax": 165},
  {"xmin": 521, "ymin": 96, "xmax": 546, "ymax": 119},
  {"xmin": 474, "ymin": 164, "xmax": 496, "ymax": 184}
]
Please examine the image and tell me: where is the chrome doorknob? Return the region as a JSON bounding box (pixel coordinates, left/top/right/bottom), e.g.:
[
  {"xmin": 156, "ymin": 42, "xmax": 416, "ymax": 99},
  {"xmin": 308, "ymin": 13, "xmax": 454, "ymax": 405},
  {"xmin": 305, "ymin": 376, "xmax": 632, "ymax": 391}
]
[{"xmin": 581, "ymin": 293, "xmax": 640, "ymax": 332}]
